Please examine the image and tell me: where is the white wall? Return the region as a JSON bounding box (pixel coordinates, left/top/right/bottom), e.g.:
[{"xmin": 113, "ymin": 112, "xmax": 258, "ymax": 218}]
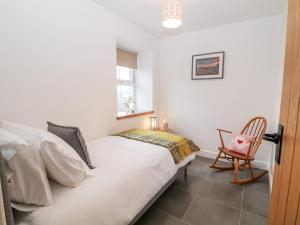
[
  {"xmin": 0, "ymin": 0, "xmax": 286, "ymax": 168},
  {"xmin": 136, "ymin": 51, "xmax": 153, "ymax": 111},
  {"xmin": 0, "ymin": 0, "xmax": 158, "ymax": 140},
  {"xmin": 158, "ymin": 16, "xmax": 284, "ymax": 166}
]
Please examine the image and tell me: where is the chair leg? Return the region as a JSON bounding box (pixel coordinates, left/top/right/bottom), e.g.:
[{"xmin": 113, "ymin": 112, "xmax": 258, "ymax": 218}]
[
  {"xmin": 231, "ymin": 158, "xmax": 239, "ymax": 184},
  {"xmin": 184, "ymin": 167, "xmax": 188, "ymax": 179},
  {"xmin": 210, "ymin": 151, "xmax": 235, "ymax": 170},
  {"xmin": 209, "ymin": 151, "xmax": 222, "ymax": 168},
  {"xmin": 233, "ymin": 160, "xmax": 268, "ymax": 185}
]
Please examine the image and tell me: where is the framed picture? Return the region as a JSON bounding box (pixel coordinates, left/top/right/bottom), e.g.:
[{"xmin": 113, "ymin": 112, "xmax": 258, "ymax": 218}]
[{"xmin": 192, "ymin": 51, "xmax": 225, "ymax": 80}]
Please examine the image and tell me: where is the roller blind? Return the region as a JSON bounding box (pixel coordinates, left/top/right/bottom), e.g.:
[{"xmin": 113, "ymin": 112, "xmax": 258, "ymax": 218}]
[{"xmin": 117, "ymin": 48, "xmax": 137, "ymax": 69}]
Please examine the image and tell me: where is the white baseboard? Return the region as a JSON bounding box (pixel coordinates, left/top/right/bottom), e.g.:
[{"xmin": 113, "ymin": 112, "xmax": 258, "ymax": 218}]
[{"xmin": 197, "ymin": 149, "xmax": 270, "ymax": 171}]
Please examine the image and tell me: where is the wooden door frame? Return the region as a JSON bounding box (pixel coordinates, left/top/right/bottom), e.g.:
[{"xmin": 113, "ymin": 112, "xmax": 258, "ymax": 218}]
[{"xmin": 268, "ymin": 0, "xmax": 300, "ymax": 224}]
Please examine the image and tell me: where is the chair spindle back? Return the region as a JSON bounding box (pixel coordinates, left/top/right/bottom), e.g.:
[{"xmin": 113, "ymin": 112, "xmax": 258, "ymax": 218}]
[{"xmin": 241, "ymin": 117, "xmax": 267, "ymax": 158}]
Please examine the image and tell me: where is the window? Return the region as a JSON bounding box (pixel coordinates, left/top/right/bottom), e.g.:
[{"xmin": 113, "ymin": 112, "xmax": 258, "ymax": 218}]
[
  {"xmin": 116, "ymin": 66, "xmax": 136, "ymax": 115},
  {"xmin": 116, "ymin": 47, "xmax": 154, "ymax": 119}
]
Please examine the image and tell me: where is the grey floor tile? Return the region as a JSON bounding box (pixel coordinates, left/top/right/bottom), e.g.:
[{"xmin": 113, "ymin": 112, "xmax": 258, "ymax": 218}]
[
  {"xmin": 207, "ymin": 169, "xmax": 245, "ymax": 184},
  {"xmin": 135, "ymin": 208, "xmax": 182, "ymax": 225},
  {"xmin": 244, "ymin": 169, "xmax": 270, "ymax": 194},
  {"xmin": 173, "ymin": 169, "xmax": 206, "ymax": 194},
  {"xmin": 212, "ymin": 160, "xmax": 233, "ymax": 167},
  {"xmin": 137, "ymin": 157, "xmax": 270, "ymax": 225},
  {"xmin": 195, "ymin": 156, "xmax": 214, "ymax": 166},
  {"xmin": 189, "ymin": 159, "xmax": 211, "ymax": 177},
  {"xmin": 183, "ymin": 195, "xmax": 240, "ymax": 225},
  {"xmin": 199, "ymin": 179, "xmax": 243, "ymax": 209},
  {"xmin": 243, "ymin": 190, "xmax": 270, "ymax": 218},
  {"xmin": 240, "ymin": 211, "xmax": 267, "ymax": 225},
  {"xmin": 180, "ymin": 222, "xmax": 191, "ymax": 225},
  {"xmin": 153, "ymin": 186, "xmax": 195, "ymax": 219}
]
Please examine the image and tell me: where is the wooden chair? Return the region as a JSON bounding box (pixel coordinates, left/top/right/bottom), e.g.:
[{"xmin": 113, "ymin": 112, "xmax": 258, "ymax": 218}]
[{"xmin": 209, "ymin": 117, "xmax": 268, "ymax": 184}]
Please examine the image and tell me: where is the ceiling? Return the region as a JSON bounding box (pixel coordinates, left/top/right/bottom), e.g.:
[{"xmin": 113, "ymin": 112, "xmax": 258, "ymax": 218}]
[{"xmin": 95, "ymin": 0, "xmax": 284, "ymax": 37}]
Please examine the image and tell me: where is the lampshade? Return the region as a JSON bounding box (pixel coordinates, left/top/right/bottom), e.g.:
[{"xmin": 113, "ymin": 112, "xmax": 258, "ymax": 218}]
[{"xmin": 162, "ymin": 0, "xmax": 183, "ymax": 29}]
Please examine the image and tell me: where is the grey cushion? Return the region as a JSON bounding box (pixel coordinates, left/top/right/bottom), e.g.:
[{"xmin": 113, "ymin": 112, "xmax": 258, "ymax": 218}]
[
  {"xmin": 0, "ymin": 150, "xmax": 14, "ymax": 225},
  {"xmin": 47, "ymin": 122, "xmax": 95, "ymax": 169}
]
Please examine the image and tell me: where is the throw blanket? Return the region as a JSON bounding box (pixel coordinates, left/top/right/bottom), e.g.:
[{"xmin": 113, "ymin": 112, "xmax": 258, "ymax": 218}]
[{"xmin": 116, "ymin": 129, "xmax": 200, "ymax": 164}]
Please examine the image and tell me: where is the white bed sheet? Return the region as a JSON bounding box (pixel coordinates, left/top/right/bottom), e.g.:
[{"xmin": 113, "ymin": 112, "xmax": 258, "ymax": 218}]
[{"xmin": 15, "ymin": 136, "xmax": 195, "ymax": 225}]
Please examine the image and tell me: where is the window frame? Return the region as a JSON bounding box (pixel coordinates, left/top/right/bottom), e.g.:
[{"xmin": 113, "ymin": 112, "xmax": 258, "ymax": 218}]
[{"xmin": 116, "ymin": 65, "xmax": 137, "ymax": 115}]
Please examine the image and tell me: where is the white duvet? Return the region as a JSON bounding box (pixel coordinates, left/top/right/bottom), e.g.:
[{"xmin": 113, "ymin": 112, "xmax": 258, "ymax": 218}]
[{"xmin": 14, "ymin": 136, "xmax": 195, "ymax": 225}]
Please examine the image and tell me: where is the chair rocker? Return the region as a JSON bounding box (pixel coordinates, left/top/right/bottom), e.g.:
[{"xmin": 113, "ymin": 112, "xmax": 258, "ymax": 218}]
[{"xmin": 209, "ymin": 117, "xmax": 268, "ymax": 184}]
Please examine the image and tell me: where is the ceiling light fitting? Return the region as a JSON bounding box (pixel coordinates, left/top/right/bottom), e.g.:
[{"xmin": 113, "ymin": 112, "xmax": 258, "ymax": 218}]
[{"xmin": 162, "ymin": 0, "xmax": 183, "ymax": 29}]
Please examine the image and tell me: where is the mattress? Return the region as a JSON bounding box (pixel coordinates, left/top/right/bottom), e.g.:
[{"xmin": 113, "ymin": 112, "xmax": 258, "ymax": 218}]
[{"xmin": 14, "ymin": 136, "xmax": 195, "ymax": 225}]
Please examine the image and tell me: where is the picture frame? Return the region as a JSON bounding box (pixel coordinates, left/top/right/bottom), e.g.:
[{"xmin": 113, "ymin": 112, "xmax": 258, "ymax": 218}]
[{"xmin": 192, "ymin": 51, "xmax": 225, "ymax": 80}]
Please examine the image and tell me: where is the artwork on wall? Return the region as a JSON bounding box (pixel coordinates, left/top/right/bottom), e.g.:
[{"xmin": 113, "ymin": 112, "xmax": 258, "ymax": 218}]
[{"xmin": 192, "ymin": 51, "xmax": 225, "ymax": 80}]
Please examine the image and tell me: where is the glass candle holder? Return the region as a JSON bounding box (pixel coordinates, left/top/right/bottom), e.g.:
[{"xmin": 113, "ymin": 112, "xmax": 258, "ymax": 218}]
[{"xmin": 150, "ymin": 117, "xmax": 157, "ymax": 130}]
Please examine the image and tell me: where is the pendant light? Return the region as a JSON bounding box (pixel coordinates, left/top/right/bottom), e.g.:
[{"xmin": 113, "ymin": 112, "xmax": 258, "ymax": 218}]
[{"xmin": 162, "ymin": 0, "xmax": 183, "ymax": 29}]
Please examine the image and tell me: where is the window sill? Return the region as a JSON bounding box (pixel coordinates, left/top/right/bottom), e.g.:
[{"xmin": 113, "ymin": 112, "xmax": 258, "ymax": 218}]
[{"xmin": 116, "ymin": 111, "xmax": 154, "ymax": 120}]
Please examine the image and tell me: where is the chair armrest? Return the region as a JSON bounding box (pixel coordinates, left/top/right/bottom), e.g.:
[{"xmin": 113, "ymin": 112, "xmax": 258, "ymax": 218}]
[
  {"xmin": 217, "ymin": 129, "xmax": 232, "ymax": 148},
  {"xmin": 217, "ymin": 129, "xmax": 232, "ymax": 134}
]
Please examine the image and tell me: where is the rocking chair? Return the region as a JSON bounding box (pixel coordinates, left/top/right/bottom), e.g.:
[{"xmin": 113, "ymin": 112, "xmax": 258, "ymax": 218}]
[{"xmin": 209, "ymin": 117, "xmax": 268, "ymax": 184}]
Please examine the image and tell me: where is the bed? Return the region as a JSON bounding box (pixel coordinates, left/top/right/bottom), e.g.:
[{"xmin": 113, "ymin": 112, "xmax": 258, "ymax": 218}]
[{"xmin": 2, "ymin": 134, "xmax": 198, "ymax": 225}]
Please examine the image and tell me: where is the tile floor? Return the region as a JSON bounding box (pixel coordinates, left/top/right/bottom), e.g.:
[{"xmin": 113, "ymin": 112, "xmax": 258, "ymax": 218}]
[{"xmin": 136, "ymin": 156, "xmax": 270, "ymax": 225}]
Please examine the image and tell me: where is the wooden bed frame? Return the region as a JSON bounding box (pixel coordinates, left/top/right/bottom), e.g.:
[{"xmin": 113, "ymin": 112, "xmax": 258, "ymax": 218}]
[{"xmin": 0, "ymin": 150, "xmax": 191, "ymax": 225}]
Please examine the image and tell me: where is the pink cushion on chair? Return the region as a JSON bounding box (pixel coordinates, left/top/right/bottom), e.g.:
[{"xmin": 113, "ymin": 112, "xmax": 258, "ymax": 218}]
[{"xmin": 228, "ymin": 132, "xmax": 255, "ymax": 155}]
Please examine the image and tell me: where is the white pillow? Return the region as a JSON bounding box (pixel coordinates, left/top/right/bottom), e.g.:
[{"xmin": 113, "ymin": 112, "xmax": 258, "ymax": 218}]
[
  {"xmin": 41, "ymin": 141, "xmax": 88, "ymax": 187},
  {"xmin": 0, "ymin": 128, "xmax": 28, "ymax": 146},
  {"xmin": 0, "ymin": 128, "xmax": 52, "ymax": 206},
  {"xmin": 5, "ymin": 144, "xmax": 53, "ymax": 206},
  {"xmin": 0, "ymin": 128, "xmax": 28, "ymax": 174},
  {"xmin": 0, "ymin": 120, "xmax": 90, "ymax": 187},
  {"xmin": 0, "ymin": 121, "xmax": 42, "ymax": 145}
]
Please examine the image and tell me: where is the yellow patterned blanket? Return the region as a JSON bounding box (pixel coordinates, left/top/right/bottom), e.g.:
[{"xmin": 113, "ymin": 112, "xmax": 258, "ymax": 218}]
[{"xmin": 115, "ymin": 129, "xmax": 200, "ymax": 164}]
